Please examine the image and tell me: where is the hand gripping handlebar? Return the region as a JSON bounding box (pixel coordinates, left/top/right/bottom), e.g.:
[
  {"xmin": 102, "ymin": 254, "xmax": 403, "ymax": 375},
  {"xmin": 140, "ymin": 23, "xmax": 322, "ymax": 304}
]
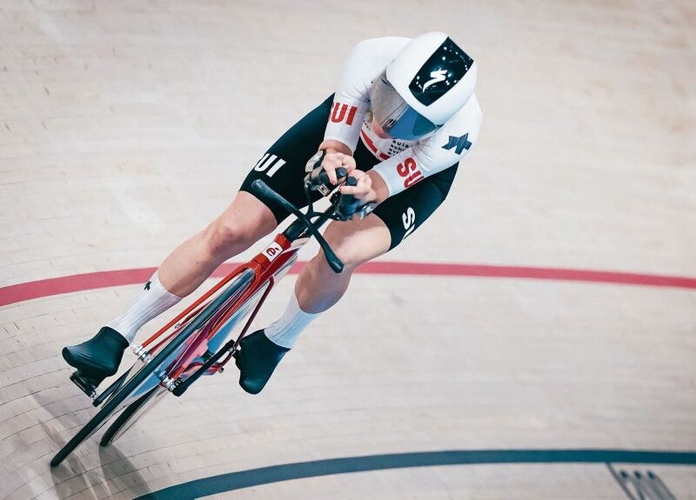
[{"xmin": 251, "ymin": 179, "xmax": 346, "ymax": 273}]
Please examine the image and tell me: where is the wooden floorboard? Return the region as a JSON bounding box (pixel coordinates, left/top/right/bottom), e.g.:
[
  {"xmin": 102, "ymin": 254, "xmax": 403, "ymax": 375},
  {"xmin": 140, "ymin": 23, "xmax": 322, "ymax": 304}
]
[{"xmin": 1, "ymin": 1, "xmax": 694, "ymax": 499}]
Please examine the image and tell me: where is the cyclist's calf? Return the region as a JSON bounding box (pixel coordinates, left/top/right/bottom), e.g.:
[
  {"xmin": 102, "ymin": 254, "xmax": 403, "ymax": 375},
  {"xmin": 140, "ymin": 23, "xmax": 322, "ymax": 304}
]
[{"xmin": 294, "ymin": 216, "xmax": 389, "ymax": 314}]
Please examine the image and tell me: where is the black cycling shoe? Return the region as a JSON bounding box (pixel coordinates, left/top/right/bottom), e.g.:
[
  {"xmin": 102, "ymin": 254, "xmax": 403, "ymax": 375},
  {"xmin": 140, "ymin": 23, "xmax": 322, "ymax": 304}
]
[
  {"xmin": 62, "ymin": 327, "xmax": 129, "ymax": 380},
  {"xmin": 234, "ymin": 330, "xmax": 290, "ymax": 395}
]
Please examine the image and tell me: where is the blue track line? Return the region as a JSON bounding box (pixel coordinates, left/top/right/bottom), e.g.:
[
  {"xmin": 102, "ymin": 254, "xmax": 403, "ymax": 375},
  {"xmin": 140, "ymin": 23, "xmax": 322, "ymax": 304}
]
[{"xmin": 134, "ymin": 448, "xmax": 696, "ymax": 499}]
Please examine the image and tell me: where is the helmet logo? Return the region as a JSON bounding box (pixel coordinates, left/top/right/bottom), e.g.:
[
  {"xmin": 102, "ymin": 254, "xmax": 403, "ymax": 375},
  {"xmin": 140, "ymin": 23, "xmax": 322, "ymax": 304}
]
[
  {"xmin": 423, "ymin": 69, "xmax": 448, "ymax": 91},
  {"xmin": 408, "ymin": 37, "xmax": 473, "ymax": 106}
]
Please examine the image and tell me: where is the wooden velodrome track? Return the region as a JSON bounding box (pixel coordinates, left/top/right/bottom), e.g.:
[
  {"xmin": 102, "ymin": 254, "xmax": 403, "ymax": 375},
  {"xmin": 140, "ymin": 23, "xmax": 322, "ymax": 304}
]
[{"xmin": 1, "ymin": 1, "xmax": 694, "ymax": 499}]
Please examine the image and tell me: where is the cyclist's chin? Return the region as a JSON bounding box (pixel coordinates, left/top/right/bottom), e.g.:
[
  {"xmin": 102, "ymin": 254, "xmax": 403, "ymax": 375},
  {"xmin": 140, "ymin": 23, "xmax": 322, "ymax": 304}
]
[{"xmin": 371, "ymin": 121, "xmax": 392, "ymax": 139}]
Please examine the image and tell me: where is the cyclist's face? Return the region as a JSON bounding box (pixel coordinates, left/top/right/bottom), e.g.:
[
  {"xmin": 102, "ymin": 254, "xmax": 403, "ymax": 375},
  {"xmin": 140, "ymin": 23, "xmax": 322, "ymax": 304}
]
[
  {"xmin": 371, "ymin": 117, "xmax": 392, "ymax": 139},
  {"xmin": 368, "ymin": 71, "xmax": 439, "ymax": 141}
]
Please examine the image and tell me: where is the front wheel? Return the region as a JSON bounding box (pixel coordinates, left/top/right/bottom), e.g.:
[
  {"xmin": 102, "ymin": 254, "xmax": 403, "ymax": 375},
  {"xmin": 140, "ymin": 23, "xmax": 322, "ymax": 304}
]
[
  {"xmin": 50, "ymin": 268, "xmax": 256, "ymax": 467},
  {"xmin": 100, "ymin": 386, "xmax": 168, "ymax": 446}
]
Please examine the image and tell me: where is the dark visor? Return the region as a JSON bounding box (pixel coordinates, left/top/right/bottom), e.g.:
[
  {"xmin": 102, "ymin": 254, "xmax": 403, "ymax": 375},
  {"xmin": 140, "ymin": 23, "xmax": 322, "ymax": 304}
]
[{"xmin": 369, "ymin": 73, "xmax": 439, "ymax": 141}]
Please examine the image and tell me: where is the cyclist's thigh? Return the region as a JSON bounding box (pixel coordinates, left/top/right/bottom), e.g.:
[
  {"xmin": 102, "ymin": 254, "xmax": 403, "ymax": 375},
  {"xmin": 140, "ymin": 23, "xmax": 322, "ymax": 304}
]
[
  {"xmin": 240, "ymin": 95, "xmax": 334, "ymax": 223},
  {"xmin": 371, "ymin": 163, "xmax": 460, "ymax": 250}
]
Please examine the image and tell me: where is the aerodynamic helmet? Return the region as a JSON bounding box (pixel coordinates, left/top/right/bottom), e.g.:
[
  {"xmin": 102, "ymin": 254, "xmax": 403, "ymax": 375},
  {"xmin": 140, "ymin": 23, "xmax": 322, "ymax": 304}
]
[{"xmin": 369, "ymin": 32, "xmax": 477, "ymax": 141}]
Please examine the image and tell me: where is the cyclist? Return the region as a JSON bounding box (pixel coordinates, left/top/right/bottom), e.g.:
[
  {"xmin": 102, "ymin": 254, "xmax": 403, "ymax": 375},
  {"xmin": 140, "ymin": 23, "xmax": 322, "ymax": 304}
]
[{"xmin": 62, "ymin": 31, "xmax": 483, "ymax": 395}]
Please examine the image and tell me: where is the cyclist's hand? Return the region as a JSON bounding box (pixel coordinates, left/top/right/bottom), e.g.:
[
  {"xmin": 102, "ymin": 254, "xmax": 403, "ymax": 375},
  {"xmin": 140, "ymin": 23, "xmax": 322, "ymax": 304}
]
[
  {"xmin": 339, "ymin": 170, "xmax": 375, "ymax": 205},
  {"xmin": 322, "ymin": 152, "xmax": 356, "ymax": 186}
]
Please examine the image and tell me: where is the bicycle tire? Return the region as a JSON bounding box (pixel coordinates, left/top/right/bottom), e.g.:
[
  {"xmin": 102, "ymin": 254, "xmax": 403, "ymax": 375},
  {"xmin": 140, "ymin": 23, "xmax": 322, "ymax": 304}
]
[
  {"xmin": 99, "ymin": 385, "xmax": 167, "ymax": 446},
  {"xmin": 102, "ymin": 250, "xmax": 300, "ymax": 439},
  {"xmin": 99, "ymin": 275, "xmax": 271, "ymax": 445},
  {"xmin": 50, "ymin": 268, "xmax": 256, "ymax": 467}
]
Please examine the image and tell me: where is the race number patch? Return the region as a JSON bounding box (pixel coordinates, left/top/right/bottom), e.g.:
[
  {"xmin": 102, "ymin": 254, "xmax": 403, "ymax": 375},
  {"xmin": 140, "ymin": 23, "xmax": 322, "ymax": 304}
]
[{"xmin": 262, "ymin": 242, "xmax": 284, "ymax": 262}]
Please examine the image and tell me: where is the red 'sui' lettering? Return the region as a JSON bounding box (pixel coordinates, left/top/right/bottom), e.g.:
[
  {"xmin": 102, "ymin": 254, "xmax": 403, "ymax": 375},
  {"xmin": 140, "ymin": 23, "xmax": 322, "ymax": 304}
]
[
  {"xmin": 396, "ymin": 157, "xmax": 424, "ymax": 188},
  {"xmin": 330, "ymin": 102, "xmax": 358, "ymax": 126}
]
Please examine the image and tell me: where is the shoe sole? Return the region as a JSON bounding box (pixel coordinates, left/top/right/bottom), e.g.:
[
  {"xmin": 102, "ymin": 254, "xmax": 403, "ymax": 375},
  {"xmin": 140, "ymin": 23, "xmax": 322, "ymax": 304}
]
[{"xmin": 62, "ymin": 347, "xmax": 114, "ymax": 379}]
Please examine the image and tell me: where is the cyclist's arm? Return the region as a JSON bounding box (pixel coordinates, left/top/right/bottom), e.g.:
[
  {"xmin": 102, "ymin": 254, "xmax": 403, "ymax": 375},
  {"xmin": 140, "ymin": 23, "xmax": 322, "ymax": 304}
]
[
  {"xmin": 371, "ymin": 94, "xmax": 483, "ymax": 197},
  {"xmin": 314, "ymin": 39, "xmax": 376, "ymax": 186},
  {"xmin": 315, "ymin": 140, "xmax": 388, "ymax": 205},
  {"xmin": 319, "ymin": 139, "xmax": 352, "ymax": 156},
  {"xmin": 314, "ymin": 38, "xmax": 412, "ymax": 205},
  {"xmin": 323, "ymin": 37, "xmax": 409, "ymax": 154}
]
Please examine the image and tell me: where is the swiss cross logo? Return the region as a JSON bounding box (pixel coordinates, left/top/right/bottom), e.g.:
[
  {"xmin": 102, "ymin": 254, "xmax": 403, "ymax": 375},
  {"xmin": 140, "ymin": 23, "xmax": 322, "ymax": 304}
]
[
  {"xmin": 330, "ymin": 102, "xmax": 358, "ymax": 126},
  {"xmin": 396, "ymin": 157, "xmax": 424, "ymax": 188}
]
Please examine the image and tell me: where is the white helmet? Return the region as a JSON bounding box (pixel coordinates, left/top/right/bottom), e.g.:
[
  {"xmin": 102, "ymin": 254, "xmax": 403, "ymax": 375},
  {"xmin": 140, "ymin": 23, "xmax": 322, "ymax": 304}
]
[{"xmin": 369, "ymin": 32, "xmax": 477, "ymax": 141}]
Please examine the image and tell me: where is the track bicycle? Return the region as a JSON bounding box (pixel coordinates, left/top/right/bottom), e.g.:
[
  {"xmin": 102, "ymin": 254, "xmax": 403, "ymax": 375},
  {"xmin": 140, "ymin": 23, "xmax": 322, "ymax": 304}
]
[{"xmin": 50, "ymin": 166, "xmax": 364, "ymax": 467}]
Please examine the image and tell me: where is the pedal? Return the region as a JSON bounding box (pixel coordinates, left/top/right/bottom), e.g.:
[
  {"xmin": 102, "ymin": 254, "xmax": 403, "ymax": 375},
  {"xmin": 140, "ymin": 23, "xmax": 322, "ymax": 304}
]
[{"xmin": 69, "ymin": 370, "xmax": 103, "ymax": 399}]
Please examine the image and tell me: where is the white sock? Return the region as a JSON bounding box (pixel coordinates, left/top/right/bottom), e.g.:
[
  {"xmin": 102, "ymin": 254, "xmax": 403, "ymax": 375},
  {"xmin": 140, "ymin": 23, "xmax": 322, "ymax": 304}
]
[
  {"xmin": 106, "ymin": 271, "xmax": 182, "ymax": 344},
  {"xmin": 264, "ymin": 292, "xmax": 319, "ymax": 349}
]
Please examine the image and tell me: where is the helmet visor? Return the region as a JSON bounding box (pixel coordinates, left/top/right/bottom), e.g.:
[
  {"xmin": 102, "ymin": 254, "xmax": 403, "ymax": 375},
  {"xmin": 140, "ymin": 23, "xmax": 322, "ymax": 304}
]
[{"xmin": 369, "ymin": 72, "xmax": 439, "ymax": 141}]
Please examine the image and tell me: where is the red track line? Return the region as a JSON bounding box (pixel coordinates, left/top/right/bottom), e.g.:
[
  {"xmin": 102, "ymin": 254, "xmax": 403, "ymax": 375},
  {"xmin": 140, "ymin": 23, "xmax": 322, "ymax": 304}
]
[{"xmin": 1, "ymin": 262, "xmax": 695, "ymax": 307}]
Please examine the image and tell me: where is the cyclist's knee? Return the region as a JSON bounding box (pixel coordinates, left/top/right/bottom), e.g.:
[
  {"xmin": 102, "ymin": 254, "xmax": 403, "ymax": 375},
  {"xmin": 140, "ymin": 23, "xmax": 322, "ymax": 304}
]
[
  {"xmin": 204, "ymin": 195, "xmax": 277, "ymax": 257},
  {"xmin": 205, "ymin": 218, "xmax": 255, "ymax": 256},
  {"xmin": 321, "ymin": 239, "xmax": 361, "ymax": 272},
  {"xmin": 320, "ymin": 218, "xmax": 390, "ymax": 272}
]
